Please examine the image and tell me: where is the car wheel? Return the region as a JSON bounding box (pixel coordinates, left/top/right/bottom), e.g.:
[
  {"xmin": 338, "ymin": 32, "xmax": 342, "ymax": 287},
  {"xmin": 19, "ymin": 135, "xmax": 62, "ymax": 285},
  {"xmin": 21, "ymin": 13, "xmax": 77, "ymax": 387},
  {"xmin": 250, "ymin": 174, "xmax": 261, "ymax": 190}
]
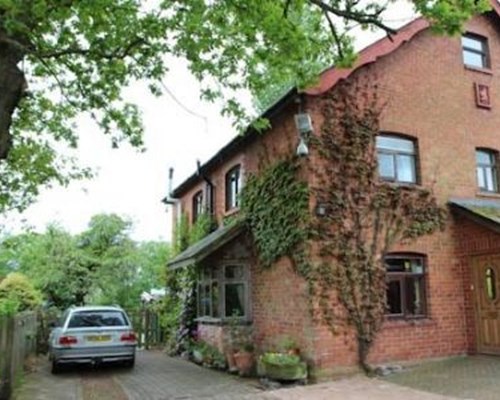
[
  {"xmin": 51, "ymin": 360, "xmax": 61, "ymax": 375},
  {"xmin": 124, "ymin": 357, "xmax": 135, "ymax": 369}
]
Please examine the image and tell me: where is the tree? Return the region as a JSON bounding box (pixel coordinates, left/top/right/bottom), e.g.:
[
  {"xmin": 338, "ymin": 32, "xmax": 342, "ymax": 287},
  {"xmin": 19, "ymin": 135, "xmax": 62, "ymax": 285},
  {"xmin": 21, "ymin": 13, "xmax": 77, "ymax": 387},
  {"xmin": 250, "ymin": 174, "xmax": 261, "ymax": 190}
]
[
  {"xmin": 0, "ymin": 214, "xmax": 169, "ymax": 309},
  {"xmin": 311, "ymin": 78, "xmax": 445, "ymax": 372},
  {"xmin": 1, "ymin": 225, "xmax": 93, "ymax": 308},
  {"xmin": 0, "ymin": 0, "xmax": 491, "ymax": 212}
]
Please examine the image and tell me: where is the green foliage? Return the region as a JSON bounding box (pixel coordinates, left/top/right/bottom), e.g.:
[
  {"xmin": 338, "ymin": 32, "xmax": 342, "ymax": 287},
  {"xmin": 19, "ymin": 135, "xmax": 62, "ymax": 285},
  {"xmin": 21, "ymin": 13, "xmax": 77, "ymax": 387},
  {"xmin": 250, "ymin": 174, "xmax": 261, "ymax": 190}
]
[
  {"xmin": 0, "ymin": 214, "xmax": 170, "ymax": 310},
  {"xmin": 188, "ymin": 213, "xmax": 215, "ymax": 245},
  {"xmin": 261, "ymin": 352, "xmax": 301, "ymax": 367},
  {"xmin": 0, "ymin": 0, "xmax": 487, "ymax": 212},
  {"xmin": 189, "ymin": 340, "xmax": 227, "ymax": 370},
  {"xmin": 0, "ymin": 272, "xmax": 42, "ymax": 313},
  {"xmin": 311, "ymin": 77, "xmax": 446, "ymax": 372},
  {"xmin": 240, "ymin": 158, "xmax": 310, "ymax": 268}
]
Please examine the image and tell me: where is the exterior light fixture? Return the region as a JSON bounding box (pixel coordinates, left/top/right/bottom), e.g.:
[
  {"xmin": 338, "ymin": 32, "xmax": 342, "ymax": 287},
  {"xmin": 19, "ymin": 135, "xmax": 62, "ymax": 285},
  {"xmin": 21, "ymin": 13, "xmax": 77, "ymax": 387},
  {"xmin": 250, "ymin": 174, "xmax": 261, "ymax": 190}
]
[{"xmin": 294, "ymin": 112, "xmax": 313, "ymax": 157}]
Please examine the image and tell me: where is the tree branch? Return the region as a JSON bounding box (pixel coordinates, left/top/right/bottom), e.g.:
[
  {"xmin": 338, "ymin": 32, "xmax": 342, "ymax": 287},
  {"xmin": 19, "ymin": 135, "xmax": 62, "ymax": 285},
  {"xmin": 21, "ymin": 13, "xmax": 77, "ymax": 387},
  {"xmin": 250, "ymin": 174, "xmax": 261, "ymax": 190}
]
[{"xmin": 308, "ymin": 0, "xmax": 397, "ymax": 35}]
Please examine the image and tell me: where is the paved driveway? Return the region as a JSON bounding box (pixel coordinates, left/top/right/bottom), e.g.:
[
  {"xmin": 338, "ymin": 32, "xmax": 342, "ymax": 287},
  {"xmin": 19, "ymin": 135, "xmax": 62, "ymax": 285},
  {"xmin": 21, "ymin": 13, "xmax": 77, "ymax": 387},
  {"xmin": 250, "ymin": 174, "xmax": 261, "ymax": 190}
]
[
  {"xmin": 14, "ymin": 350, "xmax": 465, "ymax": 400},
  {"xmin": 383, "ymin": 355, "xmax": 500, "ymax": 400}
]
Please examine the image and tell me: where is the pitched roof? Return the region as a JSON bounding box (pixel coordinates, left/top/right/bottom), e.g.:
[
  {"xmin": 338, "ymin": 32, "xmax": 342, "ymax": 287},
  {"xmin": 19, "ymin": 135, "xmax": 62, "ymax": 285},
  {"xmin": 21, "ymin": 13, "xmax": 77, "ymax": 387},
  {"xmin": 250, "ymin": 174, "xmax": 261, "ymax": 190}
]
[
  {"xmin": 306, "ymin": 0, "xmax": 500, "ymax": 96},
  {"xmin": 172, "ymin": 2, "xmax": 500, "ymax": 197},
  {"xmin": 449, "ymin": 198, "xmax": 500, "ymax": 234},
  {"xmin": 167, "ymin": 220, "xmax": 245, "ymax": 269}
]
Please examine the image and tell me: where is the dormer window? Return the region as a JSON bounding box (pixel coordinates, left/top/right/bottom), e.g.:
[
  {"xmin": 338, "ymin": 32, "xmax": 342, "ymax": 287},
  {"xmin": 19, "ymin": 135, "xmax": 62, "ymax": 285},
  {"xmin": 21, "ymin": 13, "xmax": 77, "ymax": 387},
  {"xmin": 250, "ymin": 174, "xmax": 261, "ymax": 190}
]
[
  {"xmin": 225, "ymin": 165, "xmax": 241, "ymax": 211},
  {"xmin": 376, "ymin": 135, "xmax": 417, "ymax": 184},
  {"xmin": 192, "ymin": 190, "xmax": 203, "ymax": 223},
  {"xmin": 462, "ymin": 34, "xmax": 490, "ymax": 69}
]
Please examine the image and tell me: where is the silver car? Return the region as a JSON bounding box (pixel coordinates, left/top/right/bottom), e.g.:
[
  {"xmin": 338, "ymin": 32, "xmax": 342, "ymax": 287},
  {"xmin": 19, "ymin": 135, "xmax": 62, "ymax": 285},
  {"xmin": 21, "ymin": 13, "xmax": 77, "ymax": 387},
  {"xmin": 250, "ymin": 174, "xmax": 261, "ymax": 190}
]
[{"xmin": 48, "ymin": 305, "xmax": 137, "ymax": 373}]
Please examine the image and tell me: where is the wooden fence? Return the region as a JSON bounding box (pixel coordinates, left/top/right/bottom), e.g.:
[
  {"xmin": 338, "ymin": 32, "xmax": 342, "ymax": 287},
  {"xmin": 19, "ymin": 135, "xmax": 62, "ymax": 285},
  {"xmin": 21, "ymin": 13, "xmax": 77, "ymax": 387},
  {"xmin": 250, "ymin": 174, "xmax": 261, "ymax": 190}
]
[
  {"xmin": 127, "ymin": 307, "xmax": 164, "ymax": 350},
  {"xmin": 0, "ymin": 312, "xmax": 37, "ymax": 400}
]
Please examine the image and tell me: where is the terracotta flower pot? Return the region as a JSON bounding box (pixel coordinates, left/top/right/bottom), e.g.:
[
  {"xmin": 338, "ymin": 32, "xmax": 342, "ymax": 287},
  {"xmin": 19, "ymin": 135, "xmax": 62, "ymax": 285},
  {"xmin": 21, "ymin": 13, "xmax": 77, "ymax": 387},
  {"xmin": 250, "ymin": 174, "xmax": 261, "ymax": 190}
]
[{"xmin": 234, "ymin": 350, "xmax": 254, "ymax": 376}]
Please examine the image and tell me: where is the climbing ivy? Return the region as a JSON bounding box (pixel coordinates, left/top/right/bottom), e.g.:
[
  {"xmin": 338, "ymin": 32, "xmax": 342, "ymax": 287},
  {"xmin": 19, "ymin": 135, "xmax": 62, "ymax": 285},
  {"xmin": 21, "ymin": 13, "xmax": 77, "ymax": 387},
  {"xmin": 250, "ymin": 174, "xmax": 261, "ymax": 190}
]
[
  {"xmin": 310, "ymin": 76, "xmax": 446, "ymax": 372},
  {"xmin": 163, "ymin": 212, "xmax": 214, "ymax": 354},
  {"xmin": 240, "ymin": 158, "xmax": 310, "ymax": 269}
]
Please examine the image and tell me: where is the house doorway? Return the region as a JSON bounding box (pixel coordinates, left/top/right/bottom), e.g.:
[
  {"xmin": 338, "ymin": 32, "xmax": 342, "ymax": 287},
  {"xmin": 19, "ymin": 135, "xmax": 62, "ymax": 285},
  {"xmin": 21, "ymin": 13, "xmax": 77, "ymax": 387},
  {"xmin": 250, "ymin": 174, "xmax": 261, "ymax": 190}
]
[{"xmin": 473, "ymin": 255, "xmax": 500, "ymax": 355}]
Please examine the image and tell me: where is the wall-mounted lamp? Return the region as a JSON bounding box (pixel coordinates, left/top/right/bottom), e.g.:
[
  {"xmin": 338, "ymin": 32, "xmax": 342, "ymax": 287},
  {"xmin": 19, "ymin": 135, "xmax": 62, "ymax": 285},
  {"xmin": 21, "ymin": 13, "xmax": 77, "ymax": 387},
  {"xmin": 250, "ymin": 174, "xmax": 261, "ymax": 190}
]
[{"xmin": 294, "ymin": 112, "xmax": 313, "ymax": 157}]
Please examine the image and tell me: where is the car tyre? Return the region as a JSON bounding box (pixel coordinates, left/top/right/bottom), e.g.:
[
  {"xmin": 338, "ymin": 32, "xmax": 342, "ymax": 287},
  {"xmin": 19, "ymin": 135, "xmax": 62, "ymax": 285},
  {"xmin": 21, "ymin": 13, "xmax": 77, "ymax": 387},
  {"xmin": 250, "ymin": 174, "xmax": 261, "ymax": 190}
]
[
  {"xmin": 124, "ymin": 356, "xmax": 135, "ymax": 369},
  {"xmin": 51, "ymin": 360, "xmax": 61, "ymax": 375}
]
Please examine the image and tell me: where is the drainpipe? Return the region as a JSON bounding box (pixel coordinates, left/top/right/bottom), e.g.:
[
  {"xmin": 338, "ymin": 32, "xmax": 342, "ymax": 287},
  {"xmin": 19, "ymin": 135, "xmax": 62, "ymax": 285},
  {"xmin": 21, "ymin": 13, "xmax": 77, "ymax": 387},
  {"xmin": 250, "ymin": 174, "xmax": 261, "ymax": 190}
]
[
  {"xmin": 196, "ymin": 160, "xmax": 216, "ymax": 229},
  {"xmin": 162, "ymin": 167, "xmax": 181, "ymax": 226}
]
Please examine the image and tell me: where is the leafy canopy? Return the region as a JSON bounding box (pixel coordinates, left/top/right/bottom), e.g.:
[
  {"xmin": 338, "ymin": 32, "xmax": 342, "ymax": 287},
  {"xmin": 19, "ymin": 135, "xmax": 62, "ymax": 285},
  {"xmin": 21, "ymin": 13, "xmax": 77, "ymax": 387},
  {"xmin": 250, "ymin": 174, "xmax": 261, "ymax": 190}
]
[
  {"xmin": 0, "ymin": 214, "xmax": 170, "ymax": 310},
  {"xmin": 0, "ymin": 0, "xmax": 491, "ymax": 212}
]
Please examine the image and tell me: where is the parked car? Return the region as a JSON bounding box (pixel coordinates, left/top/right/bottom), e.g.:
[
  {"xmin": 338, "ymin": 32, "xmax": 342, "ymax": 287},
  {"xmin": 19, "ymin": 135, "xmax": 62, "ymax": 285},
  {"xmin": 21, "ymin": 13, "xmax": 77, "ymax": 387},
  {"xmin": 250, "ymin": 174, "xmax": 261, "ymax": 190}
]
[{"xmin": 48, "ymin": 305, "xmax": 137, "ymax": 374}]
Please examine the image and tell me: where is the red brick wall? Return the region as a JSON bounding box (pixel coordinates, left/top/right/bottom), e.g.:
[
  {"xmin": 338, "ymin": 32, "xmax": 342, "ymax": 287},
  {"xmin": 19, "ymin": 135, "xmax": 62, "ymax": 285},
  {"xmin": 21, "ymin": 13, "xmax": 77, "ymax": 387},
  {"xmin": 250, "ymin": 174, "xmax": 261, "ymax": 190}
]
[
  {"xmin": 251, "ymin": 256, "xmax": 316, "ymax": 361},
  {"xmin": 175, "ymin": 13, "xmax": 500, "ymax": 371},
  {"xmin": 307, "ymin": 13, "xmax": 500, "ymax": 369}
]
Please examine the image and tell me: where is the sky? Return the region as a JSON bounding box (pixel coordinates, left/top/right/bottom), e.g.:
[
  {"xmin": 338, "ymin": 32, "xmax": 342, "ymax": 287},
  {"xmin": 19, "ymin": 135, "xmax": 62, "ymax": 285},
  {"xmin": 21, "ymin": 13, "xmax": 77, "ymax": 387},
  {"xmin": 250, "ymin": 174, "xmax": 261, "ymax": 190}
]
[{"xmin": 0, "ymin": 2, "xmax": 417, "ymax": 243}]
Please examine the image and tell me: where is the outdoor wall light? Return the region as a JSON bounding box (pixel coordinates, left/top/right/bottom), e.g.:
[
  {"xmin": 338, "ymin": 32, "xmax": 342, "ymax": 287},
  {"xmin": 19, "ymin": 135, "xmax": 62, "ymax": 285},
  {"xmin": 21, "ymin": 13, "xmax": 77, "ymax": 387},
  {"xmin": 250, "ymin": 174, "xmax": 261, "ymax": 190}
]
[
  {"xmin": 315, "ymin": 203, "xmax": 327, "ymax": 216},
  {"xmin": 294, "ymin": 112, "xmax": 313, "ymax": 157}
]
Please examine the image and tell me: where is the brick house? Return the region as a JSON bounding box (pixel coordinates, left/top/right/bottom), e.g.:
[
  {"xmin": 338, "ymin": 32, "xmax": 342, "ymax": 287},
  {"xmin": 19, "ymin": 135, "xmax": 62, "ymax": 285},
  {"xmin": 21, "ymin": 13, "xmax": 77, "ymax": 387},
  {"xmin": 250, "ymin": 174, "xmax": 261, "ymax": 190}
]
[{"xmin": 168, "ymin": 2, "xmax": 500, "ymax": 375}]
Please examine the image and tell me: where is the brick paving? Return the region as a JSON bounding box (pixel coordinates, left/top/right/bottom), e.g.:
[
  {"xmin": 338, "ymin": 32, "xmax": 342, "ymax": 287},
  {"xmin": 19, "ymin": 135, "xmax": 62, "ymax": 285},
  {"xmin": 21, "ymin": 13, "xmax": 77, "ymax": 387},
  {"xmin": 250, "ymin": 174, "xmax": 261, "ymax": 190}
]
[
  {"xmin": 15, "ymin": 351, "xmax": 500, "ymax": 400},
  {"xmin": 383, "ymin": 355, "xmax": 500, "ymax": 400}
]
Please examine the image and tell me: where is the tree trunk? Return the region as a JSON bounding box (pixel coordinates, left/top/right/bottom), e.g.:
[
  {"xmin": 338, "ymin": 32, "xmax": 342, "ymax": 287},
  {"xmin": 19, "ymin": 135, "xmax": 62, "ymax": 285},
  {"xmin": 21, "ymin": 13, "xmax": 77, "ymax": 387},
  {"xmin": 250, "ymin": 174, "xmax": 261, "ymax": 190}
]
[
  {"xmin": 0, "ymin": 36, "xmax": 26, "ymax": 160},
  {"xmin": 357, "ymin": 336, "xmax": 373, "ymax": 374}
]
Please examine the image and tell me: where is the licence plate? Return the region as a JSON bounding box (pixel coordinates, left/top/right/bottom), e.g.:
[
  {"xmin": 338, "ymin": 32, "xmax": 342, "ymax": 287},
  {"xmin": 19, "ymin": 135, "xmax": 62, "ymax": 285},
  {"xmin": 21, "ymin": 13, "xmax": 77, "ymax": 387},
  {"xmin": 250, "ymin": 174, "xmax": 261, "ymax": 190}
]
[{"xmin": 86, "ymin": 335, "xmax": 111, "ymax": 342}]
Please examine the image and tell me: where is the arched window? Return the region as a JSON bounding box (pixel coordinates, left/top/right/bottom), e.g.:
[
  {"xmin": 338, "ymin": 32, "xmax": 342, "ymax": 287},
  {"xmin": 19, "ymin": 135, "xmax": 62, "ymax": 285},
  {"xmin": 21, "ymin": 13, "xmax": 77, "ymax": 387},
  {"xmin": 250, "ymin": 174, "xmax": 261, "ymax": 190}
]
[
  {"xmin": 225, "ymin": 165, "xmax": 241, "ymax": 211},
  {"xmin": 376, "ymin": 134, "xmax": 418, "ymax": 184},
  {"xmin": 385, "ymin": 253, "xmax": 427, "ymax": 318},
  {"xmin": 192, "ymin": 190, "xmax": 203, "ymax": 223}
]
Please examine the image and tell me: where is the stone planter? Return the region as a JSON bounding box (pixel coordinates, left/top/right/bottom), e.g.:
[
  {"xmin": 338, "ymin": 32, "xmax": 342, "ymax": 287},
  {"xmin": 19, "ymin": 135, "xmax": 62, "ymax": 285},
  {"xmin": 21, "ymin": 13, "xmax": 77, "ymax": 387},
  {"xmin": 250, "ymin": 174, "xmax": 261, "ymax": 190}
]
[{"xmin": 259, "ymin": 358, "xmax": 308, "ymax": 381}]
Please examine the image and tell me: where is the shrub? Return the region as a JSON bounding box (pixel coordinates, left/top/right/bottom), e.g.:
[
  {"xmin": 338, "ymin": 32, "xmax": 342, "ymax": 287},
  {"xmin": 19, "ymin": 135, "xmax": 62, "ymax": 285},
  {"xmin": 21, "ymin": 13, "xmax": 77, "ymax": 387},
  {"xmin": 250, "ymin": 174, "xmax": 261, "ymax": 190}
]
[{"xmin": 0, "ymin": 272, "xmax": 43, "ymax": 313}]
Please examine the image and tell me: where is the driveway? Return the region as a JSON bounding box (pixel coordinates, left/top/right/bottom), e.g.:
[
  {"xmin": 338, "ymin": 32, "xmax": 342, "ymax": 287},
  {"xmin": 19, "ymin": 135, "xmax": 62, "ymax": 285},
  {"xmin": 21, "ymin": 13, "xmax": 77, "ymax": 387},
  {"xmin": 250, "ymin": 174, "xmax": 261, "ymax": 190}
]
[
  {"xmin": 14, "ymin": 350, "xmax": 463, "ymax": 400},
  {"xmin": 383, "ymin": 355, "xmax": 500, "ymax": 400}
]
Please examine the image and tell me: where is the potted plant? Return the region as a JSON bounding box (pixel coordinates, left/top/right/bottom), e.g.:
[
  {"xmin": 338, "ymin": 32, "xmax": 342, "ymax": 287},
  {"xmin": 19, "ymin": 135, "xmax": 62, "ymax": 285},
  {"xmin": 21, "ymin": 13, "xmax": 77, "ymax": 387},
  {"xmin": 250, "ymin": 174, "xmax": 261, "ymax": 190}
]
[
  {"xmin": 259, "ymin": 352, "xmax": 307, "ymax": 381},
  {"xmin": 233, "ymin": 342, "xmax": 255, "ymax": 376}
]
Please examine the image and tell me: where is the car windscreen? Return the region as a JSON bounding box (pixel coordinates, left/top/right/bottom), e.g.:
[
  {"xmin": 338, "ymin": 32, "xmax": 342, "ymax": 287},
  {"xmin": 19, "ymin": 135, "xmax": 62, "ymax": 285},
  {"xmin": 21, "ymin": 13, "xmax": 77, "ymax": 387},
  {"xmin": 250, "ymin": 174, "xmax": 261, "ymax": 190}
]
[{"xmin": 68, "ymin": 310, "xmax": 128, "ymax": 328}]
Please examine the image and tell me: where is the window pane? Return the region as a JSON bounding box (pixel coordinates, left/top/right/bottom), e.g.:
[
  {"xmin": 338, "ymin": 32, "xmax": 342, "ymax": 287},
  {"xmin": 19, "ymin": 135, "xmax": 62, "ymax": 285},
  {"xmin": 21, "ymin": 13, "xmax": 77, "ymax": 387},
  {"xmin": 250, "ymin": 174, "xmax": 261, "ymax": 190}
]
[
  {"xmin": 396, "ymin": 154, "xmax": 416, "ymax": 183},
  {"xmin": 198, "ymin": 284, "xmax": 210, "ymax": 317},
  {"xmin": 486, "ymin": 268, "xmax": 497, "ymax": 301},
  {"xmin": 225, "ymin": 265, "xmax": 244, "ymax": 280},
  {"xmin": 225, "ymin": 283, "xmax": 245, "ymax": 317},
  {"xmin": 378, "ymin": 153, "xmax": 395, "ymax": 179},
  {"xmin": 386, "ymin": 280, "xmax": 402, "ymax": 314},
  {"xmin": 386, "ymin": 258, "xmax": 406, "ymax": 272},
  {"xmin": 68, "ymin": 311, "xmax": 127, "ymax": 328},
  {"xmin": 405, "ymin": 277, "xmax": 425, "ymax": 315},
  {"xmin": 377, "ymin": 136, "xmax": 414, "ymax": 153},
  {"xmin": 211, "ymin": 282, "xmax": 219, "ymax": 318},
  {"xmin": 463, "ymin": 51, "xmax": 484, "ymax": 68},
  {"xmin": 477, "ymin": 167, "xmax": 486, "ymax": 189},
  {"xmin": 476, "ymin": 150, "xmax": 492, "ymax": 165},
  {"xmin": 485, "ymin": 167, "xmax": 497, "ymax": 192},
  {"xmin": 462, "ymin": 36, "xmax": 483, "ymax": 51}
]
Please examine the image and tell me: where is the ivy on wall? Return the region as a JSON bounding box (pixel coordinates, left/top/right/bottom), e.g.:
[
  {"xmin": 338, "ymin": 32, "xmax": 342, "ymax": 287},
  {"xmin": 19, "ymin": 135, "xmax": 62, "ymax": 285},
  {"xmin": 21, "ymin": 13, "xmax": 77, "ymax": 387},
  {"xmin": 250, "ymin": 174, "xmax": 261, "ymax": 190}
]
[
  {"xmin": 240, "ymin": 158, "xmax": 310, "ymax": 269},
  {"xmin": 310, "ymin": 76, "xmax": 446, "ymax": 372},
  {"xmin": 163, "ymin": 212, "xmax": 214, "ymax": 354}
]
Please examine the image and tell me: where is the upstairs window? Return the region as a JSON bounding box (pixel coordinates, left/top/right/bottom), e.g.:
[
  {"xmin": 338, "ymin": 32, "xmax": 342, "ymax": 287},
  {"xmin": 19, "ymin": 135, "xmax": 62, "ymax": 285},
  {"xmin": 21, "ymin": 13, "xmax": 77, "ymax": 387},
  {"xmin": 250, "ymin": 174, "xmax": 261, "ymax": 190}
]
[
  {"xmin": 192, "ymin": 190, "xmax": 203, "ymax": 223},
  {"xmin": 225, "ymin": 165, "xmax": 241, "ymax": 211},
  {"xmin": 462, "ymin": 34, "xmax": 490, "ymax": 69},
  {"xmin": 376, "ymin": 135, "xmax": 417, "ymax": 184},
  {"xmin": 385, "ymin": 254, "xmax": 427, "ymax": 318},
  {"xmin": 476, "ymin": 149, "xmax": 498, "ymax": 193}
]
